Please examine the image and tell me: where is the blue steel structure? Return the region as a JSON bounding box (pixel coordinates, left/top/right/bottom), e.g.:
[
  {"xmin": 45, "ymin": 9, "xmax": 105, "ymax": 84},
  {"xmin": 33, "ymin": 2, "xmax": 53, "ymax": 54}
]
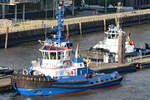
[{"xmin": 56, "ymin": 6, "xmax": 63, "ymax": 43}]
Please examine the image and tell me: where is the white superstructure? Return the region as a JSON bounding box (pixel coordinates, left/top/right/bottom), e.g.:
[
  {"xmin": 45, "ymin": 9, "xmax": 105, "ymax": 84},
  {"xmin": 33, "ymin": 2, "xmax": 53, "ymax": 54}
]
[
  {"xmin": 93, "ymin": 25, "xmax": 135, "ymax": 54},
  {"xmin": 29, "ymin": 41, "xmax": 86, "ymax": 78}
]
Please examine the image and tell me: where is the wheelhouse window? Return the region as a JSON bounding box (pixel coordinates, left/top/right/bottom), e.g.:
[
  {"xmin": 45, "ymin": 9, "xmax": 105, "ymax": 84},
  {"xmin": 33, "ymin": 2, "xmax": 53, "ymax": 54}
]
[
  {"xmin": 61, "ymin": 52, "xmax": 64, "ymax": 59},
  {"xmin": 50, "ymin": 52, "xmax": 56, "ymax": 60},
  {"xmin": 44, "ymin": 52, "xmax": 49, "ymax": 60},
  {"xmin": 107, "ymin": 34, "xmax": 111, "ymax": 39},
  {"xmin": 112, "ymin": 34, "xmax": 115, "ymax": 39},
  {"xmin": 116, "ymin": 34, "xmax": 119, "ymax": 38},
  {"xmin": 58, "ymin": 52, "xmax": 61, "ymax": 60}
]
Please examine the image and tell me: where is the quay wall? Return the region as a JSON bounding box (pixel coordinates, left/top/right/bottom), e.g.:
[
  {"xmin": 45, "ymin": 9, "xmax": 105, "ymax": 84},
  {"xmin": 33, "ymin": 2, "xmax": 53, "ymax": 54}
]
[
  {"xmin": 1, "ymin": 13, "xmax": 150, "ymax": 48},
  {"xmin": 0, "ymin": 28, "xmax": 52, "ymax": 48},
  {"xmin": 67, "ymin": 14, "xmax": 150, "ymax": 34}
]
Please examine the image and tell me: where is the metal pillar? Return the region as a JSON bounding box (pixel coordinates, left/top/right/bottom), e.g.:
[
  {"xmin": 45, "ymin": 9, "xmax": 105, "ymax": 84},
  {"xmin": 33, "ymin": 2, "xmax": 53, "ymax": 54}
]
[
  {"xmin": 72, "ymin": 0, "xmax": 75, "ymax": 16},
  {"xmin": 23, "ymin": 4, "xmax": 25, "ymax": 21},
  {"xmin": 40, "ymin": 0, "xmax": 44, "ymax": 10},
  {"xmin": 15, "ymin": 4, "xmax": 17, "ymax": 22},
  {"xmin": 2, "ymin": 4, "xmax": 5, "ymax": 19},
  {"xmin": 53, "ymin": 0, "xmax": 55, "ymax": 19},
  {"xmin": 105, "ymin": 0, "xmax": 107, "ymax": 14},
  {"xmin": 45, "ymin": 0, "xmax": 47, "ymax": 19}
]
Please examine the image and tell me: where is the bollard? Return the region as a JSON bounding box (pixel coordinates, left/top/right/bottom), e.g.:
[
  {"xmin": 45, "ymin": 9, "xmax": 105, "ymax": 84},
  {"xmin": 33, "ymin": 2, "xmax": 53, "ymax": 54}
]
[{"xmin": 5, "ymin": 27, "xmax": 9, "ymax": 49}]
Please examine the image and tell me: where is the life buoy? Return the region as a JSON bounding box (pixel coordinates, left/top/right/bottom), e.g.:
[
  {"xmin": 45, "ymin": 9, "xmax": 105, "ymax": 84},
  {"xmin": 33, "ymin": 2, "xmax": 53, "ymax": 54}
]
[
  {"xmin": 67, "ymin": 72, "xmax": 69, "ymax": 76},
  {"xmin": 128, "ymin": 40, "xmax": 134, "ymax": 45},
  {"xmin": 84, "ymin": 73, "xmax": 88, "ymax": 78},
  {"xmin": 70, "ymin": 71, "xmax": 73, "ymax": 75},
  {"xmin": 86, "ymin": 59, "xmax": 91, "ymax": 63},
  {"xmin": 22, "ymin": 69, "xmax": 28, "ymax": 75}
]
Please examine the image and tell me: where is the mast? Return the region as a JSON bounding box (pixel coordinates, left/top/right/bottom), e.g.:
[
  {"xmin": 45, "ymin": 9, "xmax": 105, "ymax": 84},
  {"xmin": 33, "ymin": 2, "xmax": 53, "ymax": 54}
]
[
  {"xmin": 75, "ymin": 44, "xmax": 79, "ymax": 59},
  {"xmin": 56, "ymin": 5, "xmax": 64, "ymax": 44}
]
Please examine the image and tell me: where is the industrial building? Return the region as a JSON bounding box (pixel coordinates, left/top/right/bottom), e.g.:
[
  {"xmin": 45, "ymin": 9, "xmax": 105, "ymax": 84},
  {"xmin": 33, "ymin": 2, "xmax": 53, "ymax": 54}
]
[
  {"xmin": 0, "ymin": 0, "xmax": 73, "ymax": 20},
  {"xmin": 122, "ymin": 0, "xmax": 150, "ymax": 9},
  {"xmin": 84, "ymin": 0, "xmax": 150, "ymax": 9}
]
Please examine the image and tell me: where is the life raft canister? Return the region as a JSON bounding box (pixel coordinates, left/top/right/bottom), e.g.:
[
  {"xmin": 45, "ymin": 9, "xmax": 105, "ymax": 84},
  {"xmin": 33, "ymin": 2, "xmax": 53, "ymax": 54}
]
[{"xmin": 128, "ymin": 40, "xmax": 134, "ymax": 45}]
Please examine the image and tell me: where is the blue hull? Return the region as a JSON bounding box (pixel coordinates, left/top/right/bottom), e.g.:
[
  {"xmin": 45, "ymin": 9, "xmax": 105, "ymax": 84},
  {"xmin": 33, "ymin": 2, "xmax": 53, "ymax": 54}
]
[{"xmin": 14, "ymin": 78, "xmax": 122, "ymax": 96}]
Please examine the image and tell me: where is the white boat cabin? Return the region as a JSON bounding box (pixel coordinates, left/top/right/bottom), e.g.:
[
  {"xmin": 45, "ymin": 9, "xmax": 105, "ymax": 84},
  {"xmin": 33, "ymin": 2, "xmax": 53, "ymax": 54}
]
[
  {"xmin": 31, "ymin": 44, "xmax": 86, "ymax": 78},
  {"xmin": 93, "ymin": 25, "xmax": 135, "ymax": 54},
  {"xmin": 31, "ymin": 44, "xmax": 72, "ymax": 77}
]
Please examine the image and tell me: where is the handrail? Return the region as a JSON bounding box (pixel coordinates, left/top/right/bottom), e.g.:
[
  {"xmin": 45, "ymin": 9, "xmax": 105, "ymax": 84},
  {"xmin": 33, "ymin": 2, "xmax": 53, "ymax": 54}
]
[{"xmin": 0, "ymin": 9, "xmax": 150, "ymax": 34}]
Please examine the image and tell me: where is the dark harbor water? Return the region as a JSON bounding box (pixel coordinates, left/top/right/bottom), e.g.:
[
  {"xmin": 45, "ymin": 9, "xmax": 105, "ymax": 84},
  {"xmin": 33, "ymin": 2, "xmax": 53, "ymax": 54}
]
[{"xmin": 0, "ymin": 24, "xmax": 150, "ymax": 100}]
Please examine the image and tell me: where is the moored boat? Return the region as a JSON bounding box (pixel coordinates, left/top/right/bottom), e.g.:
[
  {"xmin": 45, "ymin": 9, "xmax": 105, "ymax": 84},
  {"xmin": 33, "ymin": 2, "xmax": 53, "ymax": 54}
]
[
  {"xmin": 12, "ymin": 5, "xmax": 123, "ymax": 96},
  {"xmin": 84, "ymin": 24, "xmax": 136, "ymax": 63},
  {"xmin": 93, "ymin": 24, "xmax": 135, "ymax": 54}
]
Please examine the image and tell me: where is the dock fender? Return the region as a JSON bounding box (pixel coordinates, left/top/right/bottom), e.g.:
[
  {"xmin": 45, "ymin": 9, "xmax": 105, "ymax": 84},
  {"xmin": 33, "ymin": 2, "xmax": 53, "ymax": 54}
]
[
  {"xmin": 136, "ymin": 63, "xmax": 142, "ymax": 69},
  {"xmin": 11, "ymin": 75, "xmax": 16, "ymax": 86}
]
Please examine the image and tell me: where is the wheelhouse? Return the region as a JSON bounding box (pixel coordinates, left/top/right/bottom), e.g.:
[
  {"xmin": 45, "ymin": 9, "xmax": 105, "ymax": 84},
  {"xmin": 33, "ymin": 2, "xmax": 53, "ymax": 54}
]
[
  {"xmin": 39, "ymin": 45, "xmax": 71, "ymax": 61},
  {"xmin": 105, "ymin": 25, "xmax": 125, "ymax": 40}
]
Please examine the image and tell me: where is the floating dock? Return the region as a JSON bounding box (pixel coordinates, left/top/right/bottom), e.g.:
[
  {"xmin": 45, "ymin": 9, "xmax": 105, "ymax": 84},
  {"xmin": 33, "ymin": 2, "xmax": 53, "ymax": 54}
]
[{"xmin": 88, "ymin": 54, "xmax": 150, "ymax": 74}]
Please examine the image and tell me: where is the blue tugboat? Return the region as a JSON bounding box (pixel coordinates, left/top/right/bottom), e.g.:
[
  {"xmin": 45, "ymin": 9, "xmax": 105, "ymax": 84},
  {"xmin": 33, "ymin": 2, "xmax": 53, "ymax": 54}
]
[{"xmin": 12, "ymin": 5, "xmax": 123, "ymax": 96}]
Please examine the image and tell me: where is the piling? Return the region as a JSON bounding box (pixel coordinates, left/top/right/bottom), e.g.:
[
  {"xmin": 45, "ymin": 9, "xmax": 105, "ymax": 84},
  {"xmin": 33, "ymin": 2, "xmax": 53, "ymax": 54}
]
[
  {"xmin": 103, "ymin": 19, "xmax": 106, "ymax": 31},
  {"xmin": 115, "ymin": 17, "xmax": 120, "ymax": 28},
  {"xmin": 118, "ymin": 31, "xmax": 125, "ymax": 64},
  {"xmin": 115, "ymin": 17, "xmax": 118, "ymax": 26},
  {"xmin": 5, "ymin": 27, "xmax": 9, "ymax": 49},
  {"xmin": 79, "ymin": 22, "xmax": 82, "ymax": 35},
  {"xmin": 66, "ymin": 24, "xmax": 69, "ymax": 36}
]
